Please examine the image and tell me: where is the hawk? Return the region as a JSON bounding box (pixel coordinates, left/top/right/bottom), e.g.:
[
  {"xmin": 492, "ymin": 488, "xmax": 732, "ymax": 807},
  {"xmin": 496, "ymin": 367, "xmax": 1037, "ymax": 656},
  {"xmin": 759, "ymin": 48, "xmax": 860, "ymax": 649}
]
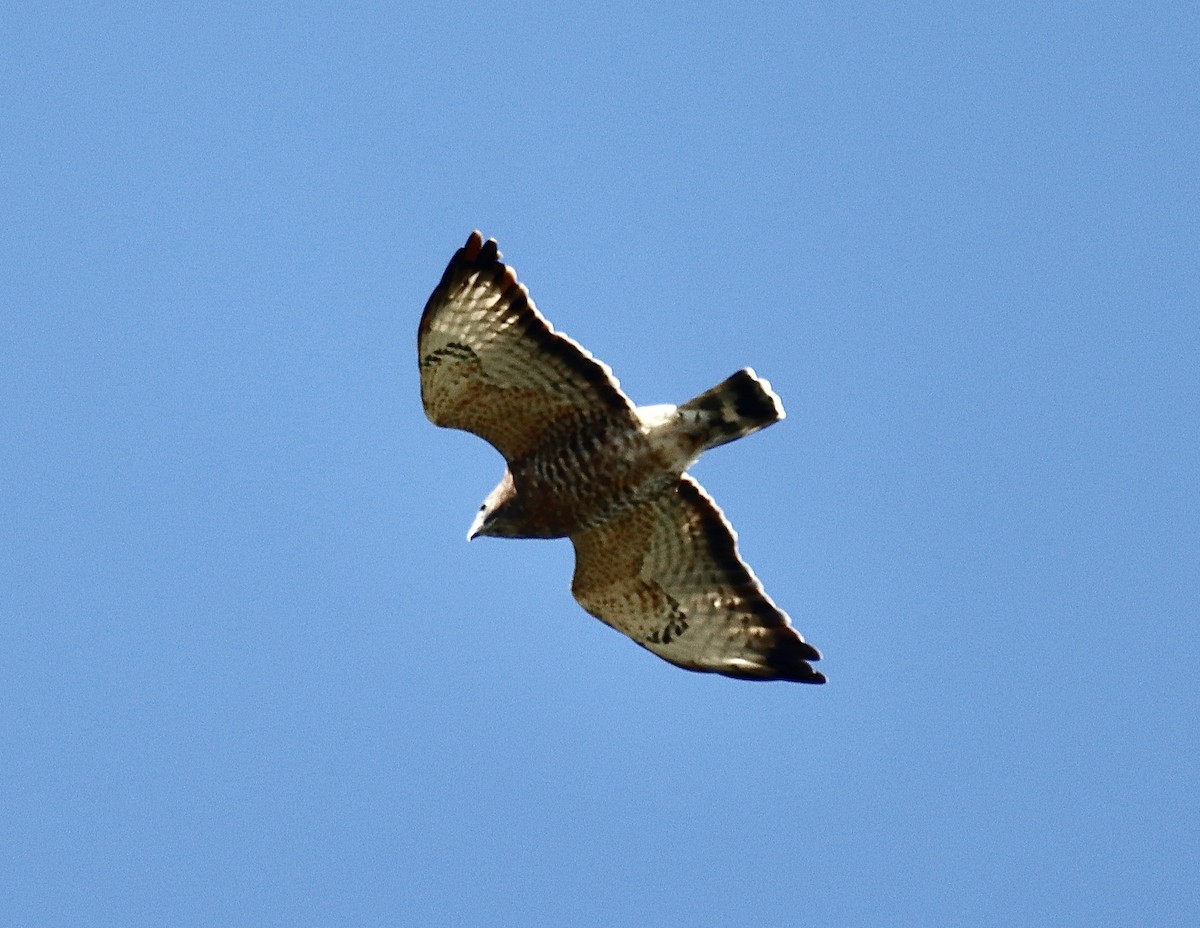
[{"xmin": 418, "ymin": 232, "xmax": 824, "ymax": 684}]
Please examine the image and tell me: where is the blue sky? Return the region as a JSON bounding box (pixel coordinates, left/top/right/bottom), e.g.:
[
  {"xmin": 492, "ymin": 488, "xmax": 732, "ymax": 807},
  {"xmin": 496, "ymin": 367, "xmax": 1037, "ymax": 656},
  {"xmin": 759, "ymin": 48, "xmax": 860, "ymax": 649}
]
[{"xmin": 3, "ymin": 2, "xmax": 1197, "ymax": 925}]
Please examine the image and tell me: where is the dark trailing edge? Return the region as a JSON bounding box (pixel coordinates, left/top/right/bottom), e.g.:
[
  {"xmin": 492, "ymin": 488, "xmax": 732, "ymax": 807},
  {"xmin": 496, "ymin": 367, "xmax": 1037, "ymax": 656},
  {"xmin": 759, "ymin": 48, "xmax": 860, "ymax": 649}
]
[{"xmin": 675, "ymin": 478, "xmax": 825, "ymax": 684}]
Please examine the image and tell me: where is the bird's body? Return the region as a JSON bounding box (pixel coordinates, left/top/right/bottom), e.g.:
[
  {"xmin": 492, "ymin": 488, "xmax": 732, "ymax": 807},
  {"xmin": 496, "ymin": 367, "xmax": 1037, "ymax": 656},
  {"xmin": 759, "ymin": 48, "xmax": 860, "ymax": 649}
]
[
  {"xmin": 472, "ymin": 375, "xmax": 765, "ymax": 539},
  {"xmin": 419, "ymin": 232, "xmax": 825, "ymax": 684},
  {"xmin": 478, "ymin": 404, "xmax": 668, "ymax": 540}
]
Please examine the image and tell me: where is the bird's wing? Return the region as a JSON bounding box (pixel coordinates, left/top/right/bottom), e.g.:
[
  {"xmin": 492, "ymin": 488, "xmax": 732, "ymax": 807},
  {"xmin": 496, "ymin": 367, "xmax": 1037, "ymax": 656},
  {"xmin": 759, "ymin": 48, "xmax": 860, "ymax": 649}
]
[
  {"xmin": 419, "ymin": 231, "xmax": 636, "ymax": 462},
  {"xmin": 570, "ymin": 475, "xmax": 824, "ymax": 683}
]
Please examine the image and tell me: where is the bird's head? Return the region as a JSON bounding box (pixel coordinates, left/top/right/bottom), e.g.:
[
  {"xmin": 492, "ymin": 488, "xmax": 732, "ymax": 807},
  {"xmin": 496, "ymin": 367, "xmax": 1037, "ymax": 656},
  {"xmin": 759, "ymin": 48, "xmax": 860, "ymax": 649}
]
[{"xmin": 467, "ymin": 471, "xmax": 527, "ymax": 540}]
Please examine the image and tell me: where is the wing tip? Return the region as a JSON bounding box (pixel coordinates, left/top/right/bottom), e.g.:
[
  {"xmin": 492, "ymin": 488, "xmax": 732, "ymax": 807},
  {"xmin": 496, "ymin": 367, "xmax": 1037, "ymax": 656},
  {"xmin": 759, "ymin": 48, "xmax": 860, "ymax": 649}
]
[
  {"xmin": 463, "ymin": 230, "xmax": 502, "ymax": 265},
  {"xmin": 780, "ymin": 664, "xmax": 827, "ymax": 685},
  {"xmin": 464, "ymin": 229, "xmax": 485, "ymax": 259},
  {"xmin": 767, "ymin": 632, "xmax": 825, "ymax": 684},
  {"xmin": 724, "ymin": 632, "xmax": 824, "ymax": 683},
  {"xmin": 796, "ymin": 639, "xmax": 822, "ymax": 662},
  {"xmin": 753, "ymin": 662, "xmax": 826, "ymax": 684},
  {"xmin": 420, "ymin": 230, "xmax": 501, "ymax": 337},
  {"xmin": 712, "ymin": 657, "xmax": 826, "ymax": 684}
]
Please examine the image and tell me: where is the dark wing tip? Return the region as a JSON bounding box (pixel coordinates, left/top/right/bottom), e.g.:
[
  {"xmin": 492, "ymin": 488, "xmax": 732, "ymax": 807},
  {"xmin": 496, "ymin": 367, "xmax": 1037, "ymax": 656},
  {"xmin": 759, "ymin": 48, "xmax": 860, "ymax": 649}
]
[
  {"xmin": 462, "ymin": 231, "xmax": 504, "ymax": 274},
  {"xmin": 457, "ymin": 230, "xmax": 497, "ymax": 265},
  {"xmin": 765, "ymin": 633, "xmax": 825, "ymax": 683},
  {"xmin": 463, "ymin": 230, "xmax": 486, "ymax": 260},
  {"xmin": 717, "ymin": 653, "xmax": 825, "ymax": 684},
  {"xmin": 796, "ymin": 639, "xmax": 822, "ymax": 662},
  {"xmin": 420, "ymin": 232, "xmax": 502, "ymax": 340}
]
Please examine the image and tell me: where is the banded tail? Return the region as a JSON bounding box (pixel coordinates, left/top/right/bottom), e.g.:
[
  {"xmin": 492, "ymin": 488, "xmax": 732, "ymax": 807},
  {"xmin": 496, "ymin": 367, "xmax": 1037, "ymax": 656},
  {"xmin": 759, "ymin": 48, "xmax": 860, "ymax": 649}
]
[{"xmin": 679, "ymin": 368, "xmax": 785, "ymax": 452}]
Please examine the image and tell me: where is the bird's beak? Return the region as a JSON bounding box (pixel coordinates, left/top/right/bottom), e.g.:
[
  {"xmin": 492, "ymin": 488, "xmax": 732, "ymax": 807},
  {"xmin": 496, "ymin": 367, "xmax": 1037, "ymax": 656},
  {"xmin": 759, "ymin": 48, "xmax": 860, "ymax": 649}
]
[{"xmin": 467, "ymin": 509, "xmax": 487, "ymax": 541}]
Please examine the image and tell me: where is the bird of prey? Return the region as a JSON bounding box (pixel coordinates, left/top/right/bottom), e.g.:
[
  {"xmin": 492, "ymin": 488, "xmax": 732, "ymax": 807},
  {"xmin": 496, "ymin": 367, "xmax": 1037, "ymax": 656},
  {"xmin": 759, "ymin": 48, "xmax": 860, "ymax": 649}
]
[{"xmin": 418, "ymin": 232, "xmax": 824, "ymax": 683}]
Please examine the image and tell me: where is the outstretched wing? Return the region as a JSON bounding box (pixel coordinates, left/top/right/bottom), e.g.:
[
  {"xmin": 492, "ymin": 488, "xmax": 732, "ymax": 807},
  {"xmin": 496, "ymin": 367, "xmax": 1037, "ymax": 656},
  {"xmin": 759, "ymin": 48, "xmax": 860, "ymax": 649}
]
[
  {"xmin": 419, "ymin": 231, "xmax": 636, "ymax": 462},
  {"xmin": 570, "ymin": 475, "xmax": 824, "ymax": 683}
]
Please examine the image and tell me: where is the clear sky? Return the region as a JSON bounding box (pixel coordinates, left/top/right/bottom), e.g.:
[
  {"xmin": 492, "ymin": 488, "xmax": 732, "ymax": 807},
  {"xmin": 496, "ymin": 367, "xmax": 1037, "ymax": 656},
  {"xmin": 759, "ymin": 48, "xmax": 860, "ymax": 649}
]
[{"xmin": 4, "ymin": 2, "xmax": 1197, "ymax": 926}]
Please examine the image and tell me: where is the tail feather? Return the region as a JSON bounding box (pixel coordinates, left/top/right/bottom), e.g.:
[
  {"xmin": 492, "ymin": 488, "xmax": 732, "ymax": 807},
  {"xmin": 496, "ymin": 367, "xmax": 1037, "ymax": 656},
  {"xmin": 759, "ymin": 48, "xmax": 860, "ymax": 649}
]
[{"xmin": 678, "ymin": 368, "xmax": 785, "ymax": 452}]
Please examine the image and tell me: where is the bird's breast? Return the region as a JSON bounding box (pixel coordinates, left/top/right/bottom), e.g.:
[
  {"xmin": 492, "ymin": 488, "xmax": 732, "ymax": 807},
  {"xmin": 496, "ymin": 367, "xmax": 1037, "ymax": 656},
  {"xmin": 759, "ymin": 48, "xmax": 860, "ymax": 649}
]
[{"xmin": 509, "ymin": 415, "xmax": 681, "ymax": 536}]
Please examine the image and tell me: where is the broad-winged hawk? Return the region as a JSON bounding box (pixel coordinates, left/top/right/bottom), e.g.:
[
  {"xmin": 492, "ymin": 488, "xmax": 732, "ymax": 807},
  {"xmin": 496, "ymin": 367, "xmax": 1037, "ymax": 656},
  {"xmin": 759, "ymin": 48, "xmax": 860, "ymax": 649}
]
[{"xmin": 419, "ymin": 232, "xmax": 824, "ymax": 683}]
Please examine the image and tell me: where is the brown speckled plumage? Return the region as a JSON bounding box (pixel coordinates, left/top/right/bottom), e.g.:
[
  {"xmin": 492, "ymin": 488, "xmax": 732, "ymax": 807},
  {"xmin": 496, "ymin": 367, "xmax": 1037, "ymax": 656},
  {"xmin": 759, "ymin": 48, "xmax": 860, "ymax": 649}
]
[{"xmin": 419, "ymin": 232, "xmax": 824, "ymax": 684}]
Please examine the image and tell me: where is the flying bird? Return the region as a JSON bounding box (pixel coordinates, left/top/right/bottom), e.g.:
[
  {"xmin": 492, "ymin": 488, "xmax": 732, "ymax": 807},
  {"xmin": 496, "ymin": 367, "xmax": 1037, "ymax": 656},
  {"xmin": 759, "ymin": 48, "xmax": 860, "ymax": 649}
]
[{"xmin": 418, "ymin": 232, "xmax": 824, "ymax": 683}]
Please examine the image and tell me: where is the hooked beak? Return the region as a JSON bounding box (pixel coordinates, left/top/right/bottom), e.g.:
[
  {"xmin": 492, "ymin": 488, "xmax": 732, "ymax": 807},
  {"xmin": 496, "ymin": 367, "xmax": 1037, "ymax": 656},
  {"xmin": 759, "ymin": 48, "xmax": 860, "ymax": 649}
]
[{"xmin": 467, "ymin": 508, "xmax": 487, "ymax": 541}]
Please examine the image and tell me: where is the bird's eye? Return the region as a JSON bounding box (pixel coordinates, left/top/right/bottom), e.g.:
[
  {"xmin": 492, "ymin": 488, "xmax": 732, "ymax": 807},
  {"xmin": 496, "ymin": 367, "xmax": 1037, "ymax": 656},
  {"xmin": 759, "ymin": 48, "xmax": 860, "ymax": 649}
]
[{"xmin": 479, "ymin": 504, "xmax": 486, "ymax": 511}]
